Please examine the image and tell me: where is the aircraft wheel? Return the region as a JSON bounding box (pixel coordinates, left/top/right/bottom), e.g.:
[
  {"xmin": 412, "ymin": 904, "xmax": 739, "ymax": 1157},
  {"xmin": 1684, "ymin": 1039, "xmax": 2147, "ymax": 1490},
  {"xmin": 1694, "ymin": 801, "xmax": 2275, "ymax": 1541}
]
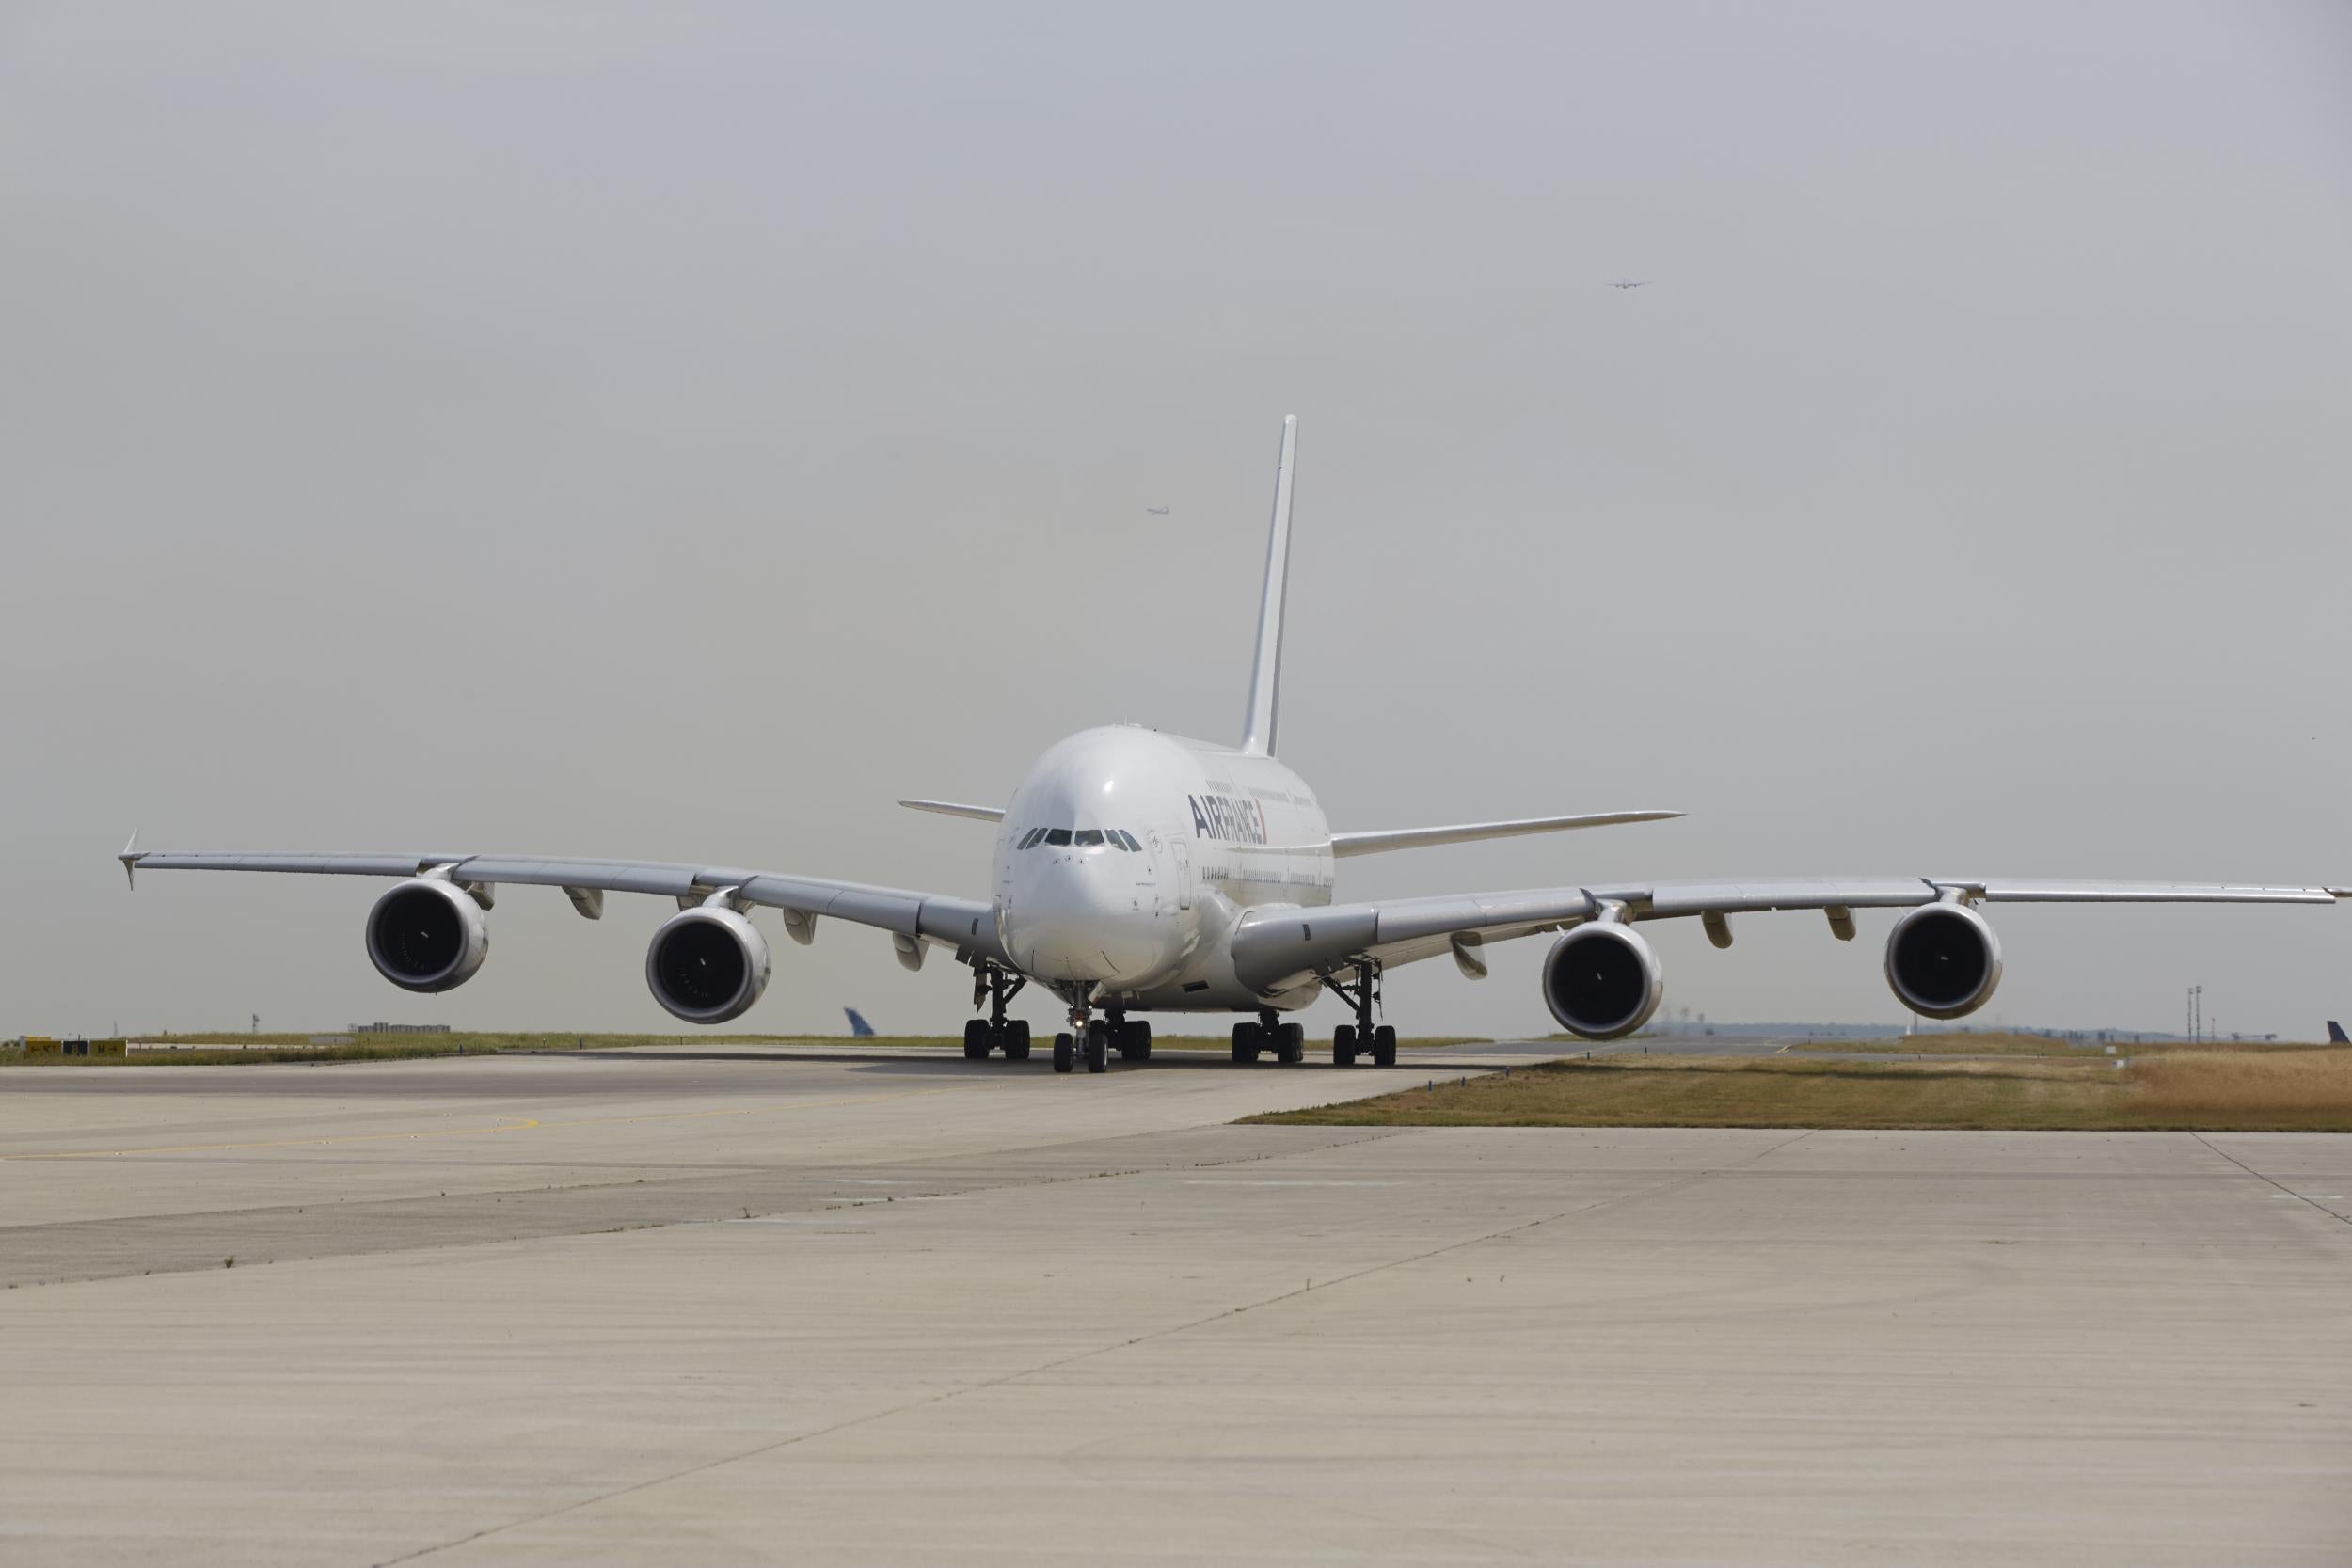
[
  {"xmin": 1119, "ymin": 1021, "xmax": 1152, "ymax": 1061},
  {"xmin": 1053, "ymin": 1033, "xmax": 1075, "ymax": 1073},
  {"xmin": 1372, "ymin": 1024, "xmax": 1398, "ymax": 1068},
  {"xmin": 1231, "ymin": 1022, "xmax": 1261, "ymax": 1064},
  {"xmin": 1085, "ymin": 1019, "xmax": 1110, "ymax": 1074},
  {"xmin": 1004, "ymin": 1021, "xmax": 1031, "ymax": 1061},
  {"xmin": 1274, "ymin": 1022, "xmax": 1305, "ymax": 1065},
  {"xmin": 962, "ymin": 1019, "xmax": 990, "ymax": 1059},
  {"xmin": 1334, "ymin": 1024, "xmax": 1357, "ymax": 1067}
]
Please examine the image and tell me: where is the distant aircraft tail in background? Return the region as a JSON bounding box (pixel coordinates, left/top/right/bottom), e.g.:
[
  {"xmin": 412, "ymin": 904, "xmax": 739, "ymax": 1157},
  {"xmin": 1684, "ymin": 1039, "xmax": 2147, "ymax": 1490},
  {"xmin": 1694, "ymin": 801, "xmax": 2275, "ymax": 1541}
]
[
  {"xmin": 2329, "ymin": 1020, "xmax": 2349, "ymax": 1045},
  {"xmin": 845, "ymin": 1007, "xmax": 877, "ymax": 1037}
]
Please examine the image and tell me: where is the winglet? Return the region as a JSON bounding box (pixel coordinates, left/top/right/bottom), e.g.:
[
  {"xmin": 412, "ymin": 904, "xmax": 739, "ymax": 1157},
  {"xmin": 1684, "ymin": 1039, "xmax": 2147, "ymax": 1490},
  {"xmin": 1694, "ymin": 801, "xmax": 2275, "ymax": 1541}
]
[
  {"xmin": 1238, "ymin": 415, "xmax": 1298, "ymax": 757},
  {"xmin": 119, "ymin": 829, "xmax": 141, "ymax": 890}
]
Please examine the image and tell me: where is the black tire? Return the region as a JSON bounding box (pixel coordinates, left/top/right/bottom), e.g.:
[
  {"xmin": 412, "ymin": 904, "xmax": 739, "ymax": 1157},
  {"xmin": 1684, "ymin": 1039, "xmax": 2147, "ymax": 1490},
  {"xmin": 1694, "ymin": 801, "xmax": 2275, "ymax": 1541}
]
[
  {"xmin": 1125, "ymin": 1021, "xmax": 1152, "ymax": 1062},
  {"xmin": 1085, "ymin": 1020, "xmax": 1109, "ymax": 1074},
  {"xmin": 1232, "ymin": 1022, "xmax": 1260, "ymax": 1065},
  {"xmin": 1372, "ymin": 1024, "xmax": 1398, "ymax": 1069},
  {"xmin": 1334, "ymin": 1024, "xmax": 1357, "ymax": 1067},
  {"xmin": 1277, "ymin": 1022, "xmax": 1306, "ymax": 1065},
  {"xmin": 962, "ymin": 1019, "xmax": 990, "ymax": 1060},
  {"xmin": 1004, "ymin": 1021, "xmax": 1031, "ymax": 1061},
  {"xmin": 1053, "ymin": 1033, "xmax": 1074, "ymax": 1073}
]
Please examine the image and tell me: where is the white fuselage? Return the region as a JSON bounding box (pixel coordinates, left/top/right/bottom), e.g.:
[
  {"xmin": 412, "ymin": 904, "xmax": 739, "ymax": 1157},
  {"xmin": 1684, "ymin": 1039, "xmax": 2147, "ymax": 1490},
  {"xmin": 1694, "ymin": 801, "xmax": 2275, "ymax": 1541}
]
[{"xmin": 993, "ymin": 725, "xmax": 1333, "ymax": 1012}]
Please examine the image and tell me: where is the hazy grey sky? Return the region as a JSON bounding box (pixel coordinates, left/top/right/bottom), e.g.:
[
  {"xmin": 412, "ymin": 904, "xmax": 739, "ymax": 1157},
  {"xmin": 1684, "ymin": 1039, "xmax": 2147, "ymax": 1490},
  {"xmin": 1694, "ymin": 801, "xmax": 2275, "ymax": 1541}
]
[{"xmin": 6, "ymin": 2, "xmax": 2349, "ymax": 1040}]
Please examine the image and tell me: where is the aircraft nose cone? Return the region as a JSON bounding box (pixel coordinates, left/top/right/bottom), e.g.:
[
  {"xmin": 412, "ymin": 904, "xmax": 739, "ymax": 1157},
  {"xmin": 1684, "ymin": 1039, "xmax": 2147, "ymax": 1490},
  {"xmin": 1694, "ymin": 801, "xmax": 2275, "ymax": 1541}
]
[{"xmin": 1007, "ymin": 854, "xmax": 1169, "ymax": 984}]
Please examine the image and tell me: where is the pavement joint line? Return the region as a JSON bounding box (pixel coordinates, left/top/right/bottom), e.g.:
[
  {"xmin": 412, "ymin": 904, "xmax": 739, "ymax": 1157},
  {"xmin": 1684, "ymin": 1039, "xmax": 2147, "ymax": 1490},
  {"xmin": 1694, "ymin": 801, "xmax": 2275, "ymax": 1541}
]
[
  {"xmin": 370, "ymin": 1126, "xmax": 1813, "ymax": 1567},
  {"xmin": 0, "ymin": 1127, "xmax": 1401, "ymax": 1287},
  {"xmin": 0, "ymin": 1083, "xmax": 981, "ymax": 1162},
  {"xmin": 2186, "ymin": 1132, "xmax": 2352, "ymax": 1229}
]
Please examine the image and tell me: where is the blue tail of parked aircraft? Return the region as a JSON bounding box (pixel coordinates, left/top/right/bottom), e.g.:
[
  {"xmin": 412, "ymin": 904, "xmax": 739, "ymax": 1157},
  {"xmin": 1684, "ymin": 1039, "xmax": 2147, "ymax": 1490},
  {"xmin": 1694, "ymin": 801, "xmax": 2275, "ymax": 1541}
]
[
  {"xmin": 845, "ymin": 1007, "xmax": 877, "ymax": 1038},
  {"xmin": 2329, "ymin": 1020, "xmax": 2349, "ymax": 1045}
]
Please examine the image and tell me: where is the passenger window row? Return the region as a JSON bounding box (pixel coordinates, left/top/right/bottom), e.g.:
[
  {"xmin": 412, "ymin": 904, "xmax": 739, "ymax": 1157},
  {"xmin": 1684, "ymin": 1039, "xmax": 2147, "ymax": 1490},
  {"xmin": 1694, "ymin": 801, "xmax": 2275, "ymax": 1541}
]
[{"xmin": 1017, "ymin": 827, "xmax": 1143, "ymax": 851}]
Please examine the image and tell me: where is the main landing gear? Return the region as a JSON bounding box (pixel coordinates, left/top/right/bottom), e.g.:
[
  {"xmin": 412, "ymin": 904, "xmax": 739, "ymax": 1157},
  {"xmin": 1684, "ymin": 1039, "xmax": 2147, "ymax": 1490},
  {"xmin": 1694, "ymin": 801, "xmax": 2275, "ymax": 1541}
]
[
  {"xmin": 1231, "ymin": 1008, "xmax": 1307, "ymax": 1065},
  {"xmin": 962, "ymin": 963, "xmax": 1032, "ymax": 1061},
  {"xmin": 1327, "ymin": 959, "xmax": 1397, "ymax": 1069}
]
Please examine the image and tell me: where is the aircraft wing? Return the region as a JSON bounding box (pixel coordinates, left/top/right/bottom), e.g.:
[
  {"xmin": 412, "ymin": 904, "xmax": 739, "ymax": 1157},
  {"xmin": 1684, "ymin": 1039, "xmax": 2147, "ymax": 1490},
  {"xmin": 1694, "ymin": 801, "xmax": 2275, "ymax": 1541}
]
[
  {"xmin": 1229, "ymin": 877, "xmax": 2347, "ymax": 992},
  {"xmin": 121, "ymin": 847, "xmax": 1008, "ymax": 965}
]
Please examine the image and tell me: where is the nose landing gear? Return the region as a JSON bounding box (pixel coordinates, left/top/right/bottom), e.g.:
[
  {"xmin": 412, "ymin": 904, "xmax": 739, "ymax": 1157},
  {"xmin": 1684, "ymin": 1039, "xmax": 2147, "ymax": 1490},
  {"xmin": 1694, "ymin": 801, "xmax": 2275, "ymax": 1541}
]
[
  {"xmin": 1327, "ymin": 959, "xmax": 1397, "ymax": 1068},
  {"xmin": 1053, "ymin": 995, "xmax": 1111, "ymax": 1074}
]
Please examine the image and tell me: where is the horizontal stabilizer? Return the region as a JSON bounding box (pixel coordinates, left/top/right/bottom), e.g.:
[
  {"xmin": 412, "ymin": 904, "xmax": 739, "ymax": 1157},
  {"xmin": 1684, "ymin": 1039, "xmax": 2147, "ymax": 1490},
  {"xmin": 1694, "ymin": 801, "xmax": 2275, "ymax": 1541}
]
[
  {"xmin": 1329, "ymin": 809, "xmax": 1681, "ymax": 859},
  {"xmin": 898, "ymin": 800, "xmax": 1005, "ymax": 823}
]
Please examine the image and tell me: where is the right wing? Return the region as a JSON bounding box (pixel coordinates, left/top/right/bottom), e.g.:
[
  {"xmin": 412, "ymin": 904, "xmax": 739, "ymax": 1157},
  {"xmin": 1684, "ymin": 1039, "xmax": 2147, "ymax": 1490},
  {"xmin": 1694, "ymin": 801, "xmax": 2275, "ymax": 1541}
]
[
  {"xmin": 1231, "ymin": 876, "xmax": 2347, "ymax": 992},
  {"xmin": 122, "ymin": 847, "xmax": 1008, "ymax": 965}
]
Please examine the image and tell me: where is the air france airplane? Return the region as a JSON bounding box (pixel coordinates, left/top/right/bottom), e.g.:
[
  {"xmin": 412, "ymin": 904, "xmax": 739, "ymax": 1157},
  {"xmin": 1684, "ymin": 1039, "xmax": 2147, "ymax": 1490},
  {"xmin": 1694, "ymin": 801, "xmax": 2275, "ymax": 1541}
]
[{"xmin": 121, "ymin": 418, "xmax": 2349, "ymax": 1074}]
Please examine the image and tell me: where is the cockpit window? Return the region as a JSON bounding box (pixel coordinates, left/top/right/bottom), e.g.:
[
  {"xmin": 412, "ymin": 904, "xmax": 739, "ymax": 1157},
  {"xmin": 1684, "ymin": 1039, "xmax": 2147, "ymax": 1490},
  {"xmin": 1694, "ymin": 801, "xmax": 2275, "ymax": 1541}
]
[
  {"xmin": 1115, "ymin": 830, "xmax": 1142, "ymax": 851},
  {"xmin": 1016, "ymin": 828, "xmax": 1041, "ymax": 848},
  {"xmin": 1043, "ymin": 829, "xmax": 1072, "ymax": 847},
  {"xmin": 1073, "ymin": 830, "xmax": 1104, "ymax": 847}
]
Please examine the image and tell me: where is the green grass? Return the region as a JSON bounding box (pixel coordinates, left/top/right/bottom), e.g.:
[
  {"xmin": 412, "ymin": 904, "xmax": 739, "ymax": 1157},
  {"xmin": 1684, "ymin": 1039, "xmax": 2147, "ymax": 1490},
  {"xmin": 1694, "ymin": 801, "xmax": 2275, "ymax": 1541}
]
[
  {"xmin": 1248, "ymin": 1047, "xmax": 2352, "ymax": 1132},
  {"xmin": 9, "ymin": 1031, "xmax": 696, "ymax": 1068},
  {"xmin": 6, "ymin": 1029, "xmax": 1487, "ymax": 1068},
  {"xmin": 1771, "ymin": 1031, "xmax": 2302, "ymax": 1057}
]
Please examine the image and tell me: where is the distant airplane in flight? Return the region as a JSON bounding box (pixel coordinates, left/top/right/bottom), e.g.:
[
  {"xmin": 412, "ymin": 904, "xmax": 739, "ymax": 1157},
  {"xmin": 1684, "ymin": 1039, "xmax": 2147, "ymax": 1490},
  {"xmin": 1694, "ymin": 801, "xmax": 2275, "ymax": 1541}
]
[
  {"xmin": 1146, "ymin": 506, "xmax": 1171, "ymax": 515},
  {"xmin": 1608, "ymin": 279, "xmax": 1651, "ymax": 291},
  {"xmin": 2329, "ymin": 1020, "xmax": 2349, "ymax": 1045},
  {"xmin": 845, "ymin": 1007, "xmax": 877, "ymax": 1037}
]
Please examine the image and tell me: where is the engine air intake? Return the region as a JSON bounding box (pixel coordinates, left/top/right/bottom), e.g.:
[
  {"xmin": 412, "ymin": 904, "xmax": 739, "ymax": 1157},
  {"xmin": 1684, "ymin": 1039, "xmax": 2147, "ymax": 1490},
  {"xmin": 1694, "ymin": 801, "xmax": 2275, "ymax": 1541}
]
[
  {"xmin": 646, "ymin": 906, "xmax": 771, "ymax": 1024},
  {"xmin": 364, "ymin": 879, "xmax": 488, "ymax": 993},
  {"xmin": 1883, "ymin": 902, "xmax": 2003, "ymax": 1019},
  {"xmin": 1541, "ymin": 922, "xmax": 1664, "ymax": 1040}
]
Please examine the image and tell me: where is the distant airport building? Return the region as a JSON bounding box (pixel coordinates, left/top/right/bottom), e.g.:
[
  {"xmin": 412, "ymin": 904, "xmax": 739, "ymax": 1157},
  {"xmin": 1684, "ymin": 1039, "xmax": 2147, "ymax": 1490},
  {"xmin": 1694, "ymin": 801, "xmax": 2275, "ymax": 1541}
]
[{"xmin": 351, "ymin": 1022, "xmax": 451, "ymax": 1035}]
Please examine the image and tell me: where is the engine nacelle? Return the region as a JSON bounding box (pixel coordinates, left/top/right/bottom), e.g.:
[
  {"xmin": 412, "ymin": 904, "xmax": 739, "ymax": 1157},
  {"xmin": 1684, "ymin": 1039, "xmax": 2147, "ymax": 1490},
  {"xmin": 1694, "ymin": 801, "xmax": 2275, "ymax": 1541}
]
[
  {"xmin": 646, "ymin": 906, "xmax": 771, "ymax": 1024},
  {"xmin": 365, "ymin": 878, "xmax": 489, "ymax": 993},
  {"xmin": 1884, "ymin": 900, "xmax": 2003, "ymax": 1019},
  {"xmin": 1541, "ymin": 922, "xmax": 1664, "ymax": 1040}
]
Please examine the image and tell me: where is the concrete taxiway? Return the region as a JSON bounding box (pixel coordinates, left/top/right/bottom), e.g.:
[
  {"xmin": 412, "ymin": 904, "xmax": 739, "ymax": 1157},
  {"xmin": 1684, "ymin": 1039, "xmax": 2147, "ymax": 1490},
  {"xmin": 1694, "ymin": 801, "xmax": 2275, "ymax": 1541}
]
[{"xmin": 3, "ymin": 1045, "xmax": 2348, "ymax": 1565}]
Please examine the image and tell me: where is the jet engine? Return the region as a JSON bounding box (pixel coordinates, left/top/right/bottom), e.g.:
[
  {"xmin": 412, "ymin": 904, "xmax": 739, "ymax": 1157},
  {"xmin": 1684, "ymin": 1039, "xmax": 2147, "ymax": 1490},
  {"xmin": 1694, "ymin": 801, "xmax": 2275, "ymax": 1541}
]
[
  {"xmin": 1883, "ymin": 900, "xmax": 2003, "ymax": 1019},
  {"xmin": 365, "ymin": 878, "xmax": 489, "ymax": 993},
  {"xmin": 1541, "ymin": 921, "xmax": 1664, "ymax": 1040},
  {"xmin": 646, "ymin": 905, "xmax": 771, "ymax": 1024}
]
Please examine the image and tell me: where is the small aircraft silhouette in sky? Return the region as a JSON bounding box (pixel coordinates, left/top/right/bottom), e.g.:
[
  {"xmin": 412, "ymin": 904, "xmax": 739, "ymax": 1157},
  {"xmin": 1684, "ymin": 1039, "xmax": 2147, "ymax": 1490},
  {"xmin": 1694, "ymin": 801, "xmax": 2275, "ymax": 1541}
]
[
  {"xmin": 1608, "ymin": 279, "xmax": 1652, "ymax": 290},
  {"xmin": 1146, "ymin": 505, "xmax": 1171, "ymax": 515}
]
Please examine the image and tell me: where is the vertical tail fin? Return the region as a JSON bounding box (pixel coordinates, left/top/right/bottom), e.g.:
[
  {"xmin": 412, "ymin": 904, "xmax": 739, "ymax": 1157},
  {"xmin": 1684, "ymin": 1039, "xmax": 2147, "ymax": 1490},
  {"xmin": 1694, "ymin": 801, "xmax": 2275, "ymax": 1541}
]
[
  {"xmin": 2329, "ymin": 1020, "xmax": 2349, "ymax": 1045},
  {"xmin": 1238, "ymin": 415, "xmax": 1298, "ymax": 756}
]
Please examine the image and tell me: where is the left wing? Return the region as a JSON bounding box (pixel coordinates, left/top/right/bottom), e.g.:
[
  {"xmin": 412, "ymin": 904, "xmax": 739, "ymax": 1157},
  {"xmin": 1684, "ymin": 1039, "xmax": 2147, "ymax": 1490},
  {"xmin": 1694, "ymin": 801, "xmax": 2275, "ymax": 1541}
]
[
  {"xmin": 121, "ymin": 847, "xmax": 1007, "ymax": 964},
  {"xmin": 1231, "ymin": 876, "xmax": 2348, "ymax": 991}
]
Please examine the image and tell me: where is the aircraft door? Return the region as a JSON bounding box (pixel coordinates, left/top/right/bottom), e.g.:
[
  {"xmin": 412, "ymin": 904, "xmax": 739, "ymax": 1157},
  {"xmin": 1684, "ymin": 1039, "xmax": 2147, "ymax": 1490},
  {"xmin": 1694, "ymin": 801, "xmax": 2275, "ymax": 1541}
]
[{"xmin": 1172, "ymin": 836, "xmax": 1194, "ymax": 910}]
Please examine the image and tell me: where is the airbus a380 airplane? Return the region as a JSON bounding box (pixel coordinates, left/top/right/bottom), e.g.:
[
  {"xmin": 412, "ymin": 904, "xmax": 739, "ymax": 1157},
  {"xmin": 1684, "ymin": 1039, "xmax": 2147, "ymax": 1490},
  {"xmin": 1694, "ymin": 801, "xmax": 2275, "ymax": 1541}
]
[{"xmin": 122, "ymin": 419, "xmax": 2348, "ymax": 1074}]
